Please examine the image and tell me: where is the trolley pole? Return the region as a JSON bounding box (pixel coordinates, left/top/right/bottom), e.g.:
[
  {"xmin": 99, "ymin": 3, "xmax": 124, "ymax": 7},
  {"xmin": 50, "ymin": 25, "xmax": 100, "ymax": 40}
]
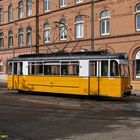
[{"xmin": 91, "ymin": 0, "xmax": 94, "ymax": 51}]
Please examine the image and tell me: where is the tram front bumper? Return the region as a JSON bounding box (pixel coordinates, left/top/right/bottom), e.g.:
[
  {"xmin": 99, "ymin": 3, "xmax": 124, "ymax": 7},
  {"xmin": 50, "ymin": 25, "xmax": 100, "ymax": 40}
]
[{"xmin": 123, "ymin": 85, "xmax": 132, "ymax": 97}]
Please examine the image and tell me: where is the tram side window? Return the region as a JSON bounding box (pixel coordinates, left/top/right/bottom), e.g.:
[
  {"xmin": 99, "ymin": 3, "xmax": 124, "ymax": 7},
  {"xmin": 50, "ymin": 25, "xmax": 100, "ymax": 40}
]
[
  {"xmin": 61, "ymin": 64, "xmax": 68, "ymax": 75},
  {"xmin": 90, "ymin": 61, "xmax": 97, "ymax": 76},
  {"xmin": 52, "ymin": 65, "xmax": 60, "ymax": 75},
  {"xmin": 44, "ymin": 65, "xmax": 60, "ymax": 75},
  {"xmin": 110, "ymin": 60, "xmax": 119, "ymax": 77},
  {"xmin": 44, "ymin": 65, "xmax": 51, "ymax": 75},
  {"xmin": 101, "ymin": 61, "xmax": 108, "ymax": 76},
  {"xmin": 61, "ymin": 61, "xmax": 79, "ymax": 76},
  {"xmin": 18, "ymin": 62, "xmax": 23, "ymax": 75},
  {"xmin": 68, "ymin": 64, "xmax": 79, "ymax": 76},
  {"xmin": 28, "ymin": 62, "xmax": 43, "ymax": 75},
  {"xmin": 35, "ymin": 62, "xmax": 43, "ymax": 75},
  {"xmin": 28, "ymin": 62, "xmax": 34, "ymax": 75}
]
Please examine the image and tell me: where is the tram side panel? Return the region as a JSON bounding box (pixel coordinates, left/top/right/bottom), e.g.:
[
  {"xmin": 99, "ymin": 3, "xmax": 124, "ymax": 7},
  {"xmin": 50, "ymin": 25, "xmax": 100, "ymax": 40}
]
[
  {"xmin": 14, "ymin": 76, "xmax": 89, "ymax": 95},
  {"xmin": 99, "ymin": 78, "xmax": 122, "ymax": 97}
]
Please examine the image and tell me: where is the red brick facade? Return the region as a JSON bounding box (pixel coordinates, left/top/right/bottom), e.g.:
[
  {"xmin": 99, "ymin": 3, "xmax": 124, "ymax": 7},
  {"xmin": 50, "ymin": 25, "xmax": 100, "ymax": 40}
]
[{"xmin": 0, "ymin": 0, "xmax": 140, "ymax": 83}]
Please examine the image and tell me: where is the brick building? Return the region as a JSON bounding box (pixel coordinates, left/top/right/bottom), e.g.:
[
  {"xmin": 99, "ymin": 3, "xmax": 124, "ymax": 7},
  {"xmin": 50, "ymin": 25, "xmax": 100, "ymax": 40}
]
[{"xmin": 0, "ymin": 0, "xmax": 140, "ymax": 88}]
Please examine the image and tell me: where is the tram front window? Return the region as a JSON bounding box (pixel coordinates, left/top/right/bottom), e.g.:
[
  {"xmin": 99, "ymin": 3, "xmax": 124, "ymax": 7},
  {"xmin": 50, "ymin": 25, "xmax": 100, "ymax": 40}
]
[
  {"xmin": 119, "ymin": 64, "xmax": 130, "ymax": 77},
  {"xmin": 8, "ymin": 62, "xmax": 12, "ymax": 74}
]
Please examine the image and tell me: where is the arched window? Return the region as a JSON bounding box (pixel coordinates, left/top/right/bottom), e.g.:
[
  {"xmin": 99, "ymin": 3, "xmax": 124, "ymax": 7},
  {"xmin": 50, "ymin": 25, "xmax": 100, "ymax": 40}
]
[
  {"xmin": 18, "ymin": 28, "xmax": 24, "ymax": 47},
  {"xmin": 75, "ymin": 15, "xmax": 84, "ymax": 39},
  {"xmin": 0, "ymin": 33, "xmax": 4, "ymax": 48},
  {"xmin": 136, "ymin": 3, "xmax": 140, "ymax": 31},
  {"xmin": 8, "ymin": 31, "xmax": 13, "ymax": 48},
  {"xmin": 0, "ymin": 8, "xmax": 3, "ymax": 24},
  {"xmin": 44, "ymin": 0, "xmax": 50, "ymax": 12},
  {"xmin": 0, "ymin": 60, "xmax": 3, "ymax": 74},
  {"xmin": 8, "ymin": 5, "xmax": 13, "ymax": 22},
  {"xmin": 19, "ymin": 1, "xmax": 24, "ymax": 19},
  {"xmin": 44, "ymin": 23, "xmax": 51, "ymax": 43},
  {"xmin": 60, "ymin": 0, "xmax": 67, "ymax": 8},
  {"xmin": 27, "ymin": 0, "xmax": 32, "ymax": 17},
  {"xmin": 59, "ymin": 19, "xmax": 67, "ymax": 40},
  {"xmin": 135, "ymin": 50, "xmax": 140, "ymax": 78},
  {"xmin": 101, "ymin": 10, "xmax": 110, "ymax": 35},
  {"xmin": 26, "ymin": 27, "xmax": 32, "ymax": 46}
]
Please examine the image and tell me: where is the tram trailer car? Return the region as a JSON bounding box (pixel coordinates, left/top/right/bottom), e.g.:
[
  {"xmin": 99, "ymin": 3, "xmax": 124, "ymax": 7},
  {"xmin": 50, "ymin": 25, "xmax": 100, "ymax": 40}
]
[{"xmin": 7, "ymin": 51, "xmax": 132, "ymax": 98}]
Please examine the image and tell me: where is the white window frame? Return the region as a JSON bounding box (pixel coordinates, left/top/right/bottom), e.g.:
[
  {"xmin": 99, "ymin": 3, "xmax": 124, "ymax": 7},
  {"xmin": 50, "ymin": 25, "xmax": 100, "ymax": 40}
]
[
  {"xmin": 136, "ymin": 4, "xmax": 140, "ymax": 31},
  {"xmin": 60, "ymin": 0, "xmax": 67, "ymax": 8},
  {"xmin": 27, "ymin": 0, "xmax": 32, "ymax": 17},
  {"xmin": 75, "ymin": 16, "xmax": 84, "ymax": 39},
  {"xmin": 27, "ymin": 27, "xmax": 32, "ymax": 46},
  {"xmin": 0, "ymin": 61, "xmax": 3, "ymax": 74},
  {"xmin": 0, "ymin": 8, "xmax": 3, "ymax": 24},
  {"xmin": 44, "ymin": 24, "xmax": 51, "ymax": 43},
  {"xmin": 44, "ymin": 0, "xmax": 50, "ymax": 12},
  {"xmin": 76, "ymin": 0, "xmax": 83, "ymax": 4},
  {"xmin": 8, "ymin": 5, "xmax": 13, "ymax": 22},
  {"xmin": 8, "ymin": 31, "xmax": 13, "ymax": 48},
  {"xmin": 19, "ymin": 1, "xmax": 24, "ymax": 19},
  {"xmin": 59, "ymin": 19, "xmax": 67, "ymax": 40},
  {"xmin": 101, "ymin": 11, "xmax": 110, "ymax": 36},
  {"xmin": 0, "ymin": 33, "xmax": 4, "ymax": 48},
  {"xmin": 18, "ymin": 29, "xmax": 24, "ymax": 47}
]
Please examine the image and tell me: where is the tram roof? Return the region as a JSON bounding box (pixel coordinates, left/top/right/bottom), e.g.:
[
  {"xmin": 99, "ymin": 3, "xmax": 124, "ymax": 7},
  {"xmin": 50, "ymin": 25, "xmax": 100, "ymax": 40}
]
[{"xmin": 9, "ymin": 51, "xmax": 128, "ymax": 61}]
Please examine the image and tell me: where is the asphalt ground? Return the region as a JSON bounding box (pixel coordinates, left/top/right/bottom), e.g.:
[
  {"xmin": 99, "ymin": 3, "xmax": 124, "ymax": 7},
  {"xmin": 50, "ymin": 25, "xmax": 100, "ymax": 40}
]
[{"xmin": 0, "ymin": 85, "xmax": 139, "ymax": 140}]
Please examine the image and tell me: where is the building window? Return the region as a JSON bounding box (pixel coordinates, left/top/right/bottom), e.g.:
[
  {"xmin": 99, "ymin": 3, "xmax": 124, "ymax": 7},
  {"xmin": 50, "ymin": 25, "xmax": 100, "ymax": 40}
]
[
  {"xmin": 0, "ymin": 61, "xmax": 3, "ymax": 74},
  {"xmin": 101, "ymin": 10, "xmax": 110, "ymax": 36},
  {"xmin": 0, "ymin": 33, "xmax": 4, "ymax": 48},
  {"xmin": 136, "ymin": 3, "xmax": 140, "ymax": 31},
  {"xmin": 0, "ymin": 8, "xmax": 3, "ymax": 24},
  {"xmin": 26, "ymin": 27, "xmax": 32, "ymax": 46},
  {"xmin": 8, "ymin": 5, "xmax": 13, "ymax": 22},
  {"xmin": 44, "ymin": 0, "xmax": 50, "ymax": 12},
  {"xmin": 75, "ymin": 0, "xmax": 83, "ymax": 4},
  {"xmin": 60, "ymin": 0, "xmax": 67, "ymax": 8},
  {"xmin": 8, "ymin": 31, "xmax": 13, "ymax": 48},
  {"xmin": 27, "ymin": 0, "xmax": 32, "ymax": 17},
  {"xmin": 135, "ymin": 50, "xmax": 140, "ymax": 78},
  {"xmin": 44, "ymin": 23, "xmax": 51, "ymax": 43},
  {"xmin": 59, "ymin": 19, "xmax": 67, "ymax": 40},
  {"xmin": 18, "ymin": 28, "xmax": 24, "ymax": 47},
  {"xmin": 19, "ymin": 1, "xmax": 24, "ymax": 19},
  {"xmin": 75, "ymin": 15, "xmax": 84, "ymax": 39}
]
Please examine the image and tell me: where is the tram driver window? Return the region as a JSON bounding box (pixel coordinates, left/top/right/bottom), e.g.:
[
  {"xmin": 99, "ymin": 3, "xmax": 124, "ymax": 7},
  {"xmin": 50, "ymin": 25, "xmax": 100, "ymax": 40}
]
[
  {"xmin": 110, "ymin": 60, "xmax": 119, "ymax": 77},
  {"xmin": 101, "ymin": 61, "xmax": 108, "ymax": 76}
]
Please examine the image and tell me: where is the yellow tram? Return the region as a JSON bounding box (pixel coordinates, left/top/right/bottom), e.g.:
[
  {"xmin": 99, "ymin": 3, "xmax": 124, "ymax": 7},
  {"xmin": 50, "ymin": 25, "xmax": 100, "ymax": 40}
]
[{"xmin": 7, "ymin": 51, "xmax": 132, "ymax": 97}]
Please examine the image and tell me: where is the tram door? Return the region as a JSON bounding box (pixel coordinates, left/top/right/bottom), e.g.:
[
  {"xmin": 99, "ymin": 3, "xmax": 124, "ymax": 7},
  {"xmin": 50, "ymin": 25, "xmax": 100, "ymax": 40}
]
[
  {"xmin": 89, "ymin": 61, "xmax": 99, "ymax": 95},
  {"xmin": 90, "ymin": 60, "xmax": 115, "ymax": 96},
  {"xmin": 98, "ymin": 60, "xmax": 120, "ymax": 97},
  {"xmin": 12, "ymin": 62, "xmax": 22, "ymax": 89},
  {"xmin": 98, "ymin": 60, "xmax": 109, "ymax": 96}
]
